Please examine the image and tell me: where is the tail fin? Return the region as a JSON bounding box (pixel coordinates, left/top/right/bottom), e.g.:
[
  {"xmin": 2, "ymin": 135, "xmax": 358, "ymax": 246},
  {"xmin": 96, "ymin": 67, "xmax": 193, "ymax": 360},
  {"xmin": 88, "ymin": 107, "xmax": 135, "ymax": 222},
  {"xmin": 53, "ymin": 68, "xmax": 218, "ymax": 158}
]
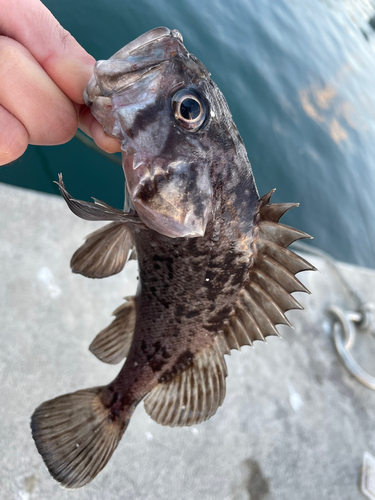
[{"xmin": 31, "ymin": 387, "xmax": 135, "ymax": 489}]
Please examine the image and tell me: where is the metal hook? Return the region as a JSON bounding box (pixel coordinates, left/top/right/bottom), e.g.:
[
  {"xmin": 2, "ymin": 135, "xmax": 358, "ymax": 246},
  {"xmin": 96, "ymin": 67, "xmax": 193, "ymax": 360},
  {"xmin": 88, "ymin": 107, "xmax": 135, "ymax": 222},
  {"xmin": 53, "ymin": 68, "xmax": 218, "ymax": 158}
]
[{"xmin": 329, "ymin": 305, "xmax": 375, "ymax": 391}]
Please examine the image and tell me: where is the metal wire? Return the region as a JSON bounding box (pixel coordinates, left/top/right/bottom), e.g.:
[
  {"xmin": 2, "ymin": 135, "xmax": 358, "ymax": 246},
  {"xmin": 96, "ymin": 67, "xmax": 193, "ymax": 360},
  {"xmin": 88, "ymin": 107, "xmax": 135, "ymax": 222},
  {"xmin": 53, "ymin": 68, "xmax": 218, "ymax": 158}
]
[
  {"xmin": 74, "ymin": 130, "xmax": 122, "ymax": 167},
  {"xmin": 292, "ymin": 241, "xmax": 375, "ymax": 390}
]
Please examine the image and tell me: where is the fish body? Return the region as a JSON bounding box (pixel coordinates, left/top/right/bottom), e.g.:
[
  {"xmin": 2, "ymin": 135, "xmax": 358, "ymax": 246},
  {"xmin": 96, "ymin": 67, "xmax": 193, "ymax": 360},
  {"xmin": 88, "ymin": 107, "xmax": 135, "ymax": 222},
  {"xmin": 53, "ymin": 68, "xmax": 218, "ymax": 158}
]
[{"xmin": 31, "ymin": 28, "xmax": 314, "ymax": 488}]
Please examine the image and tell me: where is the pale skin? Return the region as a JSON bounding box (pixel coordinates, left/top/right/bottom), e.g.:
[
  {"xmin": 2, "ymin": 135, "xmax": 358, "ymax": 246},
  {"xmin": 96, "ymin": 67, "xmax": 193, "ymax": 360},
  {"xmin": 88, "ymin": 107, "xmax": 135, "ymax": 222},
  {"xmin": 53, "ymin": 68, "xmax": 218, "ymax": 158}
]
[{"xmin": 0, "ymin": 0, "xmax": 121, "ymax": 167}]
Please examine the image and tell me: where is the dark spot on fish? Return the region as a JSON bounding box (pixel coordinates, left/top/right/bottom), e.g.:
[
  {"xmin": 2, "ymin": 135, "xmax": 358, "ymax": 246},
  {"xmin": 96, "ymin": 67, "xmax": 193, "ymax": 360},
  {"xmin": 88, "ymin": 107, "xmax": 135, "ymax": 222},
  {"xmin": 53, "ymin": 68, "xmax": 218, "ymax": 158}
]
[
  {"xmin": 108, "ymin": 406, "xmax": 122, "ymax": 423},
  {"xmin": 154, "ymin": 263, "xmax": 161, "ymax": 270},
  {"xmin": 160, "ymin": 349, "xmax": 194, "ymax": 381},
  {"xmin": 110, "ymin": 392, "xmax": 119, "ymax": 406},
  {"xmin": 124, "ymin": 127, "xmax": 134, "ymax": 140},
  {"xmin": 161, "ymin": 346, "xmax": 171, "ymax": 359},
  {"xmin": 132, "ymin": 98, "xmax": 164, "ymax": 134},
  {"xmin": 176, "ymin": 350, "xmax": 193, "ymax": 366},
  {"xmin": 153, "ymin": 341, "xmax": 161, "ymax": 351},
  {"xmin": 137, "ymin": 183, "xmax": 155, "ymax": 203},
  {"xmin": 186, "ymin": 309, "xmax": 199, "ymax": 318},
  {"xmin": 149, "ymin": 357, "xmax": 167, "ymax": 372},
  {"xmin": 141, "ymin": 340, "xmax": 147, "ymax": 352},
  {"xmin": 204, "ymin": 305, "xmax": 234, "ymax": 331},
  {"xmin": 175, "ymin": 304, "xmax": 185, "ymax": 317},
  {"xmin": 192, "ymin": 261, "xmax": 202, "ymax": 273},
  {"xmin": 205, "ymin": 269, "xmax": 215, "ymax": 281}
]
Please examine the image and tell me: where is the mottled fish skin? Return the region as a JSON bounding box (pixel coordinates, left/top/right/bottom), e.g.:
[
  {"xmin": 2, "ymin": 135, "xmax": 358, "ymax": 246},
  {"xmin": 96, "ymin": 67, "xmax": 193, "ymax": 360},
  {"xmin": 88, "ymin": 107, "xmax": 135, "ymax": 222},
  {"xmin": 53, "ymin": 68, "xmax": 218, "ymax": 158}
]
[{"xmin": 31, "ymin": 27, "xmax": 314, "ymax": 489}]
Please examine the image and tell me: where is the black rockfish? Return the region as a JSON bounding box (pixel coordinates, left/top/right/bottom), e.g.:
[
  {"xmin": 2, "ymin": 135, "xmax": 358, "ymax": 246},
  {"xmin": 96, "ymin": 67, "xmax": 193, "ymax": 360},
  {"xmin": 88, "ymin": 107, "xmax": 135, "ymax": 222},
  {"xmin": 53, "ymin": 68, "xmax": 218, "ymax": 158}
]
[{"xmin": 31, "ymin": 27, "xmax": 314, "ymax": 488}]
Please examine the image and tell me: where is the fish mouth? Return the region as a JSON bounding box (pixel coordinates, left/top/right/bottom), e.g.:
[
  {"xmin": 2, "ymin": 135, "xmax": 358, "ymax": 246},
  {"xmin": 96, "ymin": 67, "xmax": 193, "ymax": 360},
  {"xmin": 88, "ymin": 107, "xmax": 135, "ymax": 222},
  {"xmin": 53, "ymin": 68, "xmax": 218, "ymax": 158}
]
[
  {"xmin": 84, "ymin": 28, "xmax": 187, "ymax": 104},
  {"xmin": 123, "ymin": 158, "xmax": 213, "ymax": 238}
]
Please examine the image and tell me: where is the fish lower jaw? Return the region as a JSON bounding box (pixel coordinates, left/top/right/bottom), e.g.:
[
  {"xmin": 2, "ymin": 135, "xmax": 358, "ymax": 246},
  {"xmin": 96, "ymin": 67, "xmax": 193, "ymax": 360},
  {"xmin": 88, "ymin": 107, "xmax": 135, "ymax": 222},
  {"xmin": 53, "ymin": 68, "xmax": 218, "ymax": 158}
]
[{"xmin": 132, "ymin": 199, "xmax": 208, "ymax": 238}]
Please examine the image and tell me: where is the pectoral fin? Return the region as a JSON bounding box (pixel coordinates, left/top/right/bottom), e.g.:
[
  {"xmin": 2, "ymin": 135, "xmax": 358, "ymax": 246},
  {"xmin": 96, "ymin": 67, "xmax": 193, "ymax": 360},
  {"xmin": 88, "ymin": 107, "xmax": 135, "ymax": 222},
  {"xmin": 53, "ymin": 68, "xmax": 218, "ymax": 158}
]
[
  {"xmin": 90, "ymin": 298, "xmax": 136, "ymax": 364},
  {"xmin": 71, "ymin": 222, "xmax": 134, "ymax": 279},
  {"xmin": 144, "ymin": 336, "xmax": 229, "ymax": 427}
]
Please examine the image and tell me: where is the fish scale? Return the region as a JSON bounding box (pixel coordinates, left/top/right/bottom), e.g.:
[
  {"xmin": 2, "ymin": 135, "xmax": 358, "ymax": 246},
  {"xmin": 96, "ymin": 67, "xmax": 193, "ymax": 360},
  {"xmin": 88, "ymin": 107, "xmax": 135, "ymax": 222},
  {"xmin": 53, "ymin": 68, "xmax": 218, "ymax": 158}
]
[{"xmin": 31, "ymin": 27, "xmax": 315, "ymax": 489}]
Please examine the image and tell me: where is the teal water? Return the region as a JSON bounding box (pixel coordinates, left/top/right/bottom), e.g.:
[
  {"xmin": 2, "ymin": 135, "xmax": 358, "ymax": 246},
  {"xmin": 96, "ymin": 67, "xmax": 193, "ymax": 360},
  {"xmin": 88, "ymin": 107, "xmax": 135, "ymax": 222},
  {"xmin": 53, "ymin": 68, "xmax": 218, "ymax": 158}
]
[{"xmin": 1, "ymin": 0, "xmax": 375, "ymax": 267}]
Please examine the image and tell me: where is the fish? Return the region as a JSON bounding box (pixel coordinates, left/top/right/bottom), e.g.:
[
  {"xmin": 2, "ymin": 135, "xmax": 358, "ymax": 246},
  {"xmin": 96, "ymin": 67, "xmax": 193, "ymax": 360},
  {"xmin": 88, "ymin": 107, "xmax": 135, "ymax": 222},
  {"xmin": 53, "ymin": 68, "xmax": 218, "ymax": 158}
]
[{"xmin": 31, "ymin": 27, "xmax": 315, "ymax": 488}]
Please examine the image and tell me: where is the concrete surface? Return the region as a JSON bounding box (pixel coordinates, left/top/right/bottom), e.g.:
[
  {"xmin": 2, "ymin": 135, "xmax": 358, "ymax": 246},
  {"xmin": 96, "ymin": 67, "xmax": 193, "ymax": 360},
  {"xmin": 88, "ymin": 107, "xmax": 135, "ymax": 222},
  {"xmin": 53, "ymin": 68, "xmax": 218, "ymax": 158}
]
[{"xmin": 0, "ymin": 182, "xmax": 374, "ymax": 500}]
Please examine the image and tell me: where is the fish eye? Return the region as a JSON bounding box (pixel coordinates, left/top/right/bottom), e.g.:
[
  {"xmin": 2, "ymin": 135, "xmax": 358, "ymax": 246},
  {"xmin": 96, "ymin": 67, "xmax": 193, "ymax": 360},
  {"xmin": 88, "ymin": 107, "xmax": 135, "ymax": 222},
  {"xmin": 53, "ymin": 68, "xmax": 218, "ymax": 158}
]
[{"xmin": 171, "ymin": 89, "xmax": 207, "ymax": 131}]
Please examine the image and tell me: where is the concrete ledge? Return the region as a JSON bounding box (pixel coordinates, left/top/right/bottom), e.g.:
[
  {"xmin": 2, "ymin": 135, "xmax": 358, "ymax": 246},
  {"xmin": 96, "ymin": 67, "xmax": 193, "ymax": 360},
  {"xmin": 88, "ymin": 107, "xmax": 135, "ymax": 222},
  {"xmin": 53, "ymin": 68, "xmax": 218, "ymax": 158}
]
[{"xmin": 1, "ymin": 182, "xmax": 374, "ymax": 500}]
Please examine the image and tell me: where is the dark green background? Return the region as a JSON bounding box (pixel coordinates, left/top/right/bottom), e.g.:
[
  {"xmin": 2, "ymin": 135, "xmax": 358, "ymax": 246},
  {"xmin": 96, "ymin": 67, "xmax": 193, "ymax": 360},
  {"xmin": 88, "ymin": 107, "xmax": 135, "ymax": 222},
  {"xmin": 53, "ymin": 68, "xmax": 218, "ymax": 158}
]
[{"xmin": 1, "ymin": 0, "xmax": 375, "ymax": 267}]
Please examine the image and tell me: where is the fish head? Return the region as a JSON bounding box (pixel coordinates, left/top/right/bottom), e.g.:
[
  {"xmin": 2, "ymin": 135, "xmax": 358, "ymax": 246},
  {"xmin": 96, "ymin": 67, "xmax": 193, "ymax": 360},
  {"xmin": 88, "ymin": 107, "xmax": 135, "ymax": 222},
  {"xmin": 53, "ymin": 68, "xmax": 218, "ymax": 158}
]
[{"xmin": 84, "ymin": 27, "xmax": 224, "ymax": 238}]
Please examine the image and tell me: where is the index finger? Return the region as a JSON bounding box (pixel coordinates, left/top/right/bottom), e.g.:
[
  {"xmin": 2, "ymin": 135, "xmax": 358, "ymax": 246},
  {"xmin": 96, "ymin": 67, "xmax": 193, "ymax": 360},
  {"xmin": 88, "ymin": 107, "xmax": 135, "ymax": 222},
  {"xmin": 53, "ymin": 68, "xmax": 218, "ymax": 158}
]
[{"xmin": 0, "ymin": 0, "xmax": 95, "ymax": 104}]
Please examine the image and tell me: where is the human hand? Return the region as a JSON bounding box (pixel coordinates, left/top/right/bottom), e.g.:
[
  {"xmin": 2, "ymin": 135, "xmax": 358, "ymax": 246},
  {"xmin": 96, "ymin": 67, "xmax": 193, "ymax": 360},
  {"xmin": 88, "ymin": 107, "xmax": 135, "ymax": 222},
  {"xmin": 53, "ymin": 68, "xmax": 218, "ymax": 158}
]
[{"xmin": 0, "ymin": 0, "xmax": 121, "ymax": 167}]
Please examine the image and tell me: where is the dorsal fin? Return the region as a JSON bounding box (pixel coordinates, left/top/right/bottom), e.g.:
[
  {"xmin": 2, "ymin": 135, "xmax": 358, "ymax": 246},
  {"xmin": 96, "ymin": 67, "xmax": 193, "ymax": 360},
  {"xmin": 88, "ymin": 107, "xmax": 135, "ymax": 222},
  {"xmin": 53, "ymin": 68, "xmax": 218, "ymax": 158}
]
[
  {"xmin": 223, "ymin": 190, "xmax": 315, "ymax": 351},
  {"xmin": 144, "ymin": 336, "xmax": 229, "ymax": 427},
  {"xmin": 89, "ymin": 297, "xmax": 136, "ymax": 364},
  {"xmin": 71, "ymin": 222, "xmax": 134, "ymax": 279}
]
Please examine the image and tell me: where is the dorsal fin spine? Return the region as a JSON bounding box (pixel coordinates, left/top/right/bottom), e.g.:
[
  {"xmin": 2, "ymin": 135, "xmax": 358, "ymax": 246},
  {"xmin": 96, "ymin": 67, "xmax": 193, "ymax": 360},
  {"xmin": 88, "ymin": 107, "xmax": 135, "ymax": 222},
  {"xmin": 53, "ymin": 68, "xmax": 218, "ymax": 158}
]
[
  {"xmin": 249, "ymin": 282, "xmax": 292, "ymax": 327},
  {"xmin": 230, "ymin": 315, "xmax": 253, "ymax": 347},
  {"xmin": 219, "ymin": 190, "xmax": 313, "ymax": 354},
  {"xmin": 238, "ymin": 292, "xmax": 267, "ymax": 341},
  {"xmin": 256, "ymin": 255, "xmax": 310, "ymax": 294},
  {"xmin": 256, "ymin": 238, "xmax": 316, "ymax": 274},
  {"xmin": 251, "ymin": 269, "xmax": 303, "ymax": 311},
  {"xmin": 259, "ymin": 202, "xmax": 298, "ymax": 223},
  {"xmin": 258, "ymin": 221, "xmax": 312, "ymax": 248},
  {"xmin": 245, "ymin": 288, "xmax": 281, "ymax": 338},
  {"xmin": 235, "ymin": 302, "xmax": 262, "ymax": 343}
]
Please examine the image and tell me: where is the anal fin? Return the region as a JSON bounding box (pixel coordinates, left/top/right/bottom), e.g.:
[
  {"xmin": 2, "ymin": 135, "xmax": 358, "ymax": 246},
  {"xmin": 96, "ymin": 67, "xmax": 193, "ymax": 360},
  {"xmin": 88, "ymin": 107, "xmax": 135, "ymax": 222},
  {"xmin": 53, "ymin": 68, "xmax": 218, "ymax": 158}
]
[
  {"xmin": 144, "ymin": 336, "xmax": 229, "ymax": 427},
  {"xmin": 90, "ymin": 297, "xmax": 136, "ymax": 364},
  {"xmin": 71, "ymin": 222, "xmax": 134, "ymax": 279},
  {"xmin": 31, "ymin": 387, "xmax": 135, "ymax": 489}
]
